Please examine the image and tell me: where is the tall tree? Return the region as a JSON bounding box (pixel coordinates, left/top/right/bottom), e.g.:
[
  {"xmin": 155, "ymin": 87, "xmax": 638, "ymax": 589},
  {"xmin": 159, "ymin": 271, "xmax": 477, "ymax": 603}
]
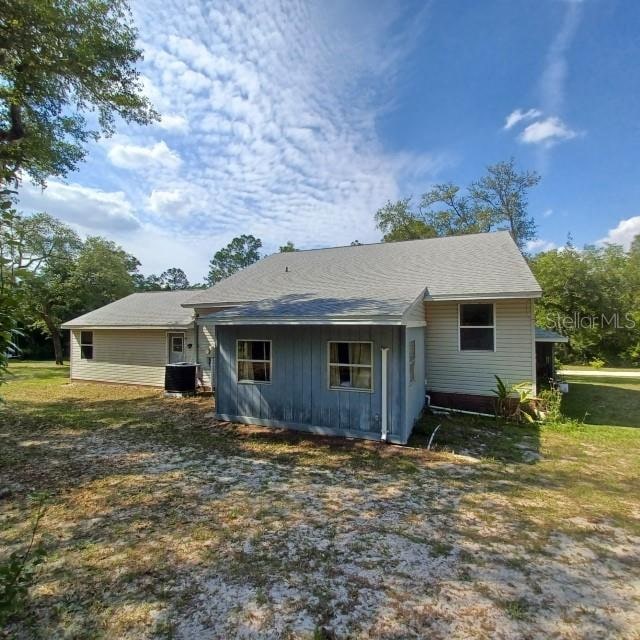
[
  {"xmin": 68, "ymin": 237, "xmax": 138, "ymax": 311},
  {"xmin": 18, "ymin": 215, "xmax": 82, "ymax": 363},
  {"xmin": 0, "ymin": 0, "xmax": 157, "ymax": 185},
  {"xmin": 374, "ymin": 198, "xmax": 437, "ymax": 242},
  {"xmin": 376, "ymin": 159, "xmax": 540, "ymax": 248},
  {"xmin": 279, "ymin": 241, "xmax": 297, "ymax": 253},
  {"xmin": 468, "ymin": 158, "xmax": 540, "ymax": 249},
  {"xmin": 207, "ymin": 235, "xmax": 262, "ymax": 285},
  {"xmin": 159, "ymin": 267, "xmax": 190, "ymax": 290}
]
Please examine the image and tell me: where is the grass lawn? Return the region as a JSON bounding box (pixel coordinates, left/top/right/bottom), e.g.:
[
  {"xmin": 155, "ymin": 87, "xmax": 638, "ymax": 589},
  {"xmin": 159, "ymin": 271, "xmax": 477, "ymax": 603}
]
[
  {"xmin": 1, "ymin": 362, "xmax": 639, "ymax": 639},
  {"xmin": 560, "ymin": 364, "xmax": 640, "ymax": 373}
]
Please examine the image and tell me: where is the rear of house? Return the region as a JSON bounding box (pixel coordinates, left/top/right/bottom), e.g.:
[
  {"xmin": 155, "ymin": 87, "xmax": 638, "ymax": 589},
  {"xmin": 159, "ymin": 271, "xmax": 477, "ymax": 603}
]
[
  {"xmin": 62, "ymin": 290, "xmax": 215, "ymax": 389},
  {"xmin": 63, "ymin": 231, "xmax": 549, "ymax": 444}
]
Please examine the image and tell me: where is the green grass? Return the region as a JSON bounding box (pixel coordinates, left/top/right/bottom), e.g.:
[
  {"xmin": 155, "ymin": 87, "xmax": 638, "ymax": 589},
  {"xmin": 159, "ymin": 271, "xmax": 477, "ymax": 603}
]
[
  {"xmin": 1, "ymin": 362, "xmax": 639, "ymax": 638},
  {"xmin": 560, "ymin": 364, "xmax": 640, "ymax": 373},
  {"xmin": 562, "ymin": 376, "xmax": 640, "ymax": 428}
]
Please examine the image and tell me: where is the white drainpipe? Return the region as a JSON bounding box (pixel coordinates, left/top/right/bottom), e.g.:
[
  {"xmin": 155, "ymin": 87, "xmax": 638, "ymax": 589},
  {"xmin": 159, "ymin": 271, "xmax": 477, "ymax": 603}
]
[{"xmin": 381, "ymin": 347, "xmax": 390, "ymax": 442}]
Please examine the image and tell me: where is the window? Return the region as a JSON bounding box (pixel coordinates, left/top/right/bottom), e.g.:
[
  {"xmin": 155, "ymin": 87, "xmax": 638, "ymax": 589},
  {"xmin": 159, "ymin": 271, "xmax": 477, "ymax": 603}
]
[
  {"xmin": 459, "ymin": 303, "xmax": 495, "ymax": 351},
  {"xmin": 80, "ymin": 331, "xmax": 93, "ymax": 360},
  {"xmin": 328, "ymin": 342, "xmax": 373, "ymax": 391},
  {"xmin": 409, "ymin": 339, "xmax": 416, "ymax": 383},
  {"xmin": 171, "ymin": 336, "xmax": 184, "ymax": 353},
  {"xmin": 237, "ymin": 340, "xmax": 271, "ymax": 383}
]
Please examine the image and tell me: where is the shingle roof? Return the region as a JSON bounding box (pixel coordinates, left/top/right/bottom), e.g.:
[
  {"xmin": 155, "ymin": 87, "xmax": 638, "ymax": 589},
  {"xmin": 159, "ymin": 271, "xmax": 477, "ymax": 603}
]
[
  {"xmin": 61, "ymin": 290, "xmax": 196, "ymax": 328},
  {"xmin": 535, "ymin": 327, "xmax": 569, "ymax": 343},
  {"xmin": 187, "ymin": 231, "xmax": 541, "ymax": 322}
]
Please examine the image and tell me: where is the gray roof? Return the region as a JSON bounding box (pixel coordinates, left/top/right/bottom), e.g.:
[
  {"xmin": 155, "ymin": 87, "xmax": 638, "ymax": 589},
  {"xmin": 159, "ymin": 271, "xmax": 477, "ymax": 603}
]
[
  {"xmin": 535, "ymin": 327, "xmax": 569, "ymax": 343},
  {"xmin": 61, "ymin": 290, "xmax": 196, "ymax": 328},
  {"xmin": 188, "ymin": 231, "xmax": 541, "ymax": 322}
]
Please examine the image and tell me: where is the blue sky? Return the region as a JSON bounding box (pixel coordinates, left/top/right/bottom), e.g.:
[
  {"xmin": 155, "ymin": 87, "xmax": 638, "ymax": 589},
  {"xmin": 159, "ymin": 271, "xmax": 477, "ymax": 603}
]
[{"xmin": 19, "ymin": 0, "xmax": 640, "ymax": 282}]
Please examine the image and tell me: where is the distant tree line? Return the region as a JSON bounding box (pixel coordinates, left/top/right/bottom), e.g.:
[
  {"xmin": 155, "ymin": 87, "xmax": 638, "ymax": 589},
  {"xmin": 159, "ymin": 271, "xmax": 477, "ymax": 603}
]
[{"xmin": 530, "ymin": 238, "xmax": 640, "ymax": 366}]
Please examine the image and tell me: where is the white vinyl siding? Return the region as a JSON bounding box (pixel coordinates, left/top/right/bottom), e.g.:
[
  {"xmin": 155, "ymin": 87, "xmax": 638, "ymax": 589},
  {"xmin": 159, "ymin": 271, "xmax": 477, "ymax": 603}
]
[
  {"xmin": 70, "ymin": 327, "xmax": 215, "ymax": 388},
  {"xmin": 425, "ymin": 298, "xmax": 535, "ymax": 396}
]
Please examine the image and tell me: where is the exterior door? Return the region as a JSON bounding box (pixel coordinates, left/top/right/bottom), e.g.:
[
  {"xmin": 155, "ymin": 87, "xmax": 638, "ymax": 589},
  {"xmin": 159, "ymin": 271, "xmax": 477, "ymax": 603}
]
[{"xmin": 168, "ymin": 333, "xmax": 185, "ymax": 363}]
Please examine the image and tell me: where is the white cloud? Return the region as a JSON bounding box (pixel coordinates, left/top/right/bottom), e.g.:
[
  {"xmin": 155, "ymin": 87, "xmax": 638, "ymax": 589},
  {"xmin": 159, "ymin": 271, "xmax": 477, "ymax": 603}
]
[
  {"xmin": 542, "ymin": 208, "xmax": 554, "ymax": 218},
  {"xmin": 157, "ymin": 114, "xmax": 189, "ymax": 133},
  {"xmin": 107, "ymin": 140, "xmax": 182, "ymax": 170},
  {"xmin": 526, "ymin": 239, "xmax": 557, "ymax": 253},
  {"xmin": 540, "ymin": 0, "xmax": 583, "ymax": 114},
  {"xmin": 503, "ymin": 108, "xmax": 542, "ymax": 130},
  {"xmin": 598, "ymin": 216, "xmax": 640, "ymax": 249},
  {"xmin": 519, "ymin": 117, "xmax": 577, "ymax": 146},
  {"xmin": 19, "ymin": 180, "xmax": 141, "ymax": 232},
  {"xmin": 117, "ymin": 0, "xmax": 441, "ymax": 248}
]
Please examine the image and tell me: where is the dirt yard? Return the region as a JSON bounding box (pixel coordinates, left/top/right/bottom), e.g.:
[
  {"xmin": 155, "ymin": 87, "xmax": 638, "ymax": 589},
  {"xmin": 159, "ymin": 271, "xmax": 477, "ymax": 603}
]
[{"xmin": 1, "ymin": 363, "xmax": 639, "ymax": 639}]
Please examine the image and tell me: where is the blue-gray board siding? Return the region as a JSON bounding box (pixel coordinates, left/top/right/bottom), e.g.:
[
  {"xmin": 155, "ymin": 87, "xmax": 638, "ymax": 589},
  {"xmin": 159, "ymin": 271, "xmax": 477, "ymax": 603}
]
[
  {"xmin": 215, "ymin": 325, "xmax": 407, "ymax": 441},
  {"xmin": 405, "ymin": 326, "xmax": 426, "ymax": 440}
]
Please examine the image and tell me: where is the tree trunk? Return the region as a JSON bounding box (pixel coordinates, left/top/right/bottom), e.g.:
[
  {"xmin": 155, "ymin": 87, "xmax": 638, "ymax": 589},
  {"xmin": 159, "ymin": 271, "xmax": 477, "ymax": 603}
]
[
  {"xmin": 50, "ymin": 326, "xmax": 64, "ymax": 365},
  {"xmin": 42, "ymin": 310, "xmax": 64, "ymax": 365}
]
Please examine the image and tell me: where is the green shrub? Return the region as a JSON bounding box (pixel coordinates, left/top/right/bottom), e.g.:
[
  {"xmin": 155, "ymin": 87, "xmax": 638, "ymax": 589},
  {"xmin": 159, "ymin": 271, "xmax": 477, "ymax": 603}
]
[
  {"xmin": 589, "ymin": 357, "xmax": 606, "ymax": 369},
  {"xmin": 537, "ymin": 388, "xmax": 563, "ymax": 424},
  {"xmin": 0, "ymin": 494, "xmax": 48, "ymax": 627}
]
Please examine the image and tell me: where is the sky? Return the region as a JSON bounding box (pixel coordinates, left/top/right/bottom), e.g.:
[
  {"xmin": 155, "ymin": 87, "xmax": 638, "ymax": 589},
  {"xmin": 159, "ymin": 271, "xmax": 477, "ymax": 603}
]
[{"xmin": 18, "ymin": 0, "xmax": 640, "ymax": 283}]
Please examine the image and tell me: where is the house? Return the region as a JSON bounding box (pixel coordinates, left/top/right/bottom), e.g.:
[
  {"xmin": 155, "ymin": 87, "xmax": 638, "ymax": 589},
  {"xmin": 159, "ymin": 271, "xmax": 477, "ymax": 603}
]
[
  {"xmin": 62, "ymin": 231, "xmax": 564, "ymax": 444},
  {"xmin": 61, "ymin": 290, "xmax": 216, "ymax": 388}
]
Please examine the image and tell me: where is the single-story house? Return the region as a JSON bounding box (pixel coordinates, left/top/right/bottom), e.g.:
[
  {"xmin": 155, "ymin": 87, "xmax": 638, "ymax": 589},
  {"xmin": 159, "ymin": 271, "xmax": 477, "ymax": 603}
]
[{"xmin": 62, "ymin": 231, "xmax": 566, "ymax": 444}]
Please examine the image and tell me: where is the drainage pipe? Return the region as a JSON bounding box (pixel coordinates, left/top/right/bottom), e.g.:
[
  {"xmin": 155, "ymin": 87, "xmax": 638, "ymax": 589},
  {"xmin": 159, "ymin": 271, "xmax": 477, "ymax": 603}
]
[
  {"xmin": 428, "ymin": 404, "xmax": 495, "ymax": 419},
  {"xmin": 380, "ymin": 347, "xmax": 390, "ymax": 442}
]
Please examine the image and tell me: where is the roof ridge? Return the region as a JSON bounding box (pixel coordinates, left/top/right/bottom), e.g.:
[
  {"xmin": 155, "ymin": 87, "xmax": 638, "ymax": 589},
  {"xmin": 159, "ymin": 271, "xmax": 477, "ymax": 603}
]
[{"xmin": 270, "ymin": 230, "xmax": 512, "ymax": 255}]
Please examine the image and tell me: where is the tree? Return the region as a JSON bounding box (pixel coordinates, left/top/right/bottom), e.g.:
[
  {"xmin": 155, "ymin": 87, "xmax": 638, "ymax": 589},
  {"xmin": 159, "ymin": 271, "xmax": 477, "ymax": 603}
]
[
  {"xmin": 132, "ymin": 273, "xmax": 163, "ymax": 291},
  {"xmin": 67, "ymin": 237, "xmax": 138, "ymax": 312},
  {"xmin": 420, "ymin": 184, "xmax": 492, "ymax": 237},
  {"xmin": 530, "ymin": 241, "xmax": 640, "ymax": 365},
  {"xmin": 0, "ymin": 194, "xmax": 21, "ymax": 385},
  {"xmin": 159, "ymin": 267, "xmax": 190, "ymax": 290},
  {"xmin": 279, "ymin": 241, "xmax": 297, "ymax": 253},
  {"xmin": 207, "ymin": 235, "xmax": 262, "ymax": 285},
  {"xmin": 468, "ymin": 159, "xmax": 540, "ymax": 249},
  {"xmin": 18, "ymin": 216, "xmax": 82, "ymax": 364},
  {"xmin": 376, "ymin": 159, "xmax": 540, "ymax": 248},
  {"xmin": 374, "ymin": 198, "xmax": 437, "ymax": 242},
  {"xmin": 0, "ymin": 0, "xmax": 157, "ymax": 186}
]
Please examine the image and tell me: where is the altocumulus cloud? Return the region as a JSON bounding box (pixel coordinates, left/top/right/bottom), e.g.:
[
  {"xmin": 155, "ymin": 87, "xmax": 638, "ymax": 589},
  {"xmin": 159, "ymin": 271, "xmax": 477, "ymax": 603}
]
[
  {"xmin": 17, "ymin": 0, "xmax": 445, "ymax": 279},
  {"xmin": 107, "ymin": 140, "xmax": 182, "ymax": 170},
  {"xmin": 122, "ymin": 0, "xmax": 443, "ymax": 248}
]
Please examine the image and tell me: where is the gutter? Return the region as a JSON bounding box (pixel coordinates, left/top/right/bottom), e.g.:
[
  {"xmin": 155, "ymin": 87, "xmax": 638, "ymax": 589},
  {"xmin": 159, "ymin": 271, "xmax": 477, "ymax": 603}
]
[{"xmin": 380, "ymin": 347, "xmax": 390, "ymax": 442}]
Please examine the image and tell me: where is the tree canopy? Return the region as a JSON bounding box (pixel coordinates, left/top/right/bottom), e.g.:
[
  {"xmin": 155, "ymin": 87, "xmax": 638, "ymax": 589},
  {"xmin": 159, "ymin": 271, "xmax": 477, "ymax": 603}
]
[
  {"xmin": 279, "ymin": 241, "xmax": 297, "ymax": 253},
  {"xmin": 207, "ymin": 235, "xmax": 262, "ymax": 285},
  {"xmin": 375, "ymin": 159, "xmax": 540, "ymax": 249},
  {"xmin": 1, "ymin": 211, "xmax": 141, "ymax": 364},
  {"xmin": 159, "ymin": 267, "xmax": 190, "ymax": 290},
  {"xmin": 530, "ymin": 238, "xmax": 640, "ymax": 365},
  {"xmin": 0, "ymin": 0, "xmax": 157, "ymax": 185}
]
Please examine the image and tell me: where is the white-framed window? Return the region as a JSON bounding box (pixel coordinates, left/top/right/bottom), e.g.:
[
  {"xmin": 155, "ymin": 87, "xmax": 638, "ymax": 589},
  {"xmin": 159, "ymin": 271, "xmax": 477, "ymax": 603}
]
[
  {"xmin": 459, "ymin": 303, "xmax": 495, "ymax": 351},
  {"xmin": 328, "ymin": 341, "xmax": 373, "ymax": 392},
  {"xmin": 80, "ymin": 331, "xmax": 94, "ymax": 360},
  {"xmin": 409, "ymin": 339, "xmax": 416, "ymax": 383},
  {"xmin": 171, "ymin": 335, "xmax": 184, "ymax": 353},
  {"xmin": 237, "ymin": 340, "xmax": 271, "ymax": 383}
]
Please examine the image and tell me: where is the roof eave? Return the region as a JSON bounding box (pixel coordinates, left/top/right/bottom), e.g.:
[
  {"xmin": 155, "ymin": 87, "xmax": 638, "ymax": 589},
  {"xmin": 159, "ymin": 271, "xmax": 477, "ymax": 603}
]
[
  {"xmin": 61, "ymin": 323, "xmax": 193, "ymax": 330},
  {"xmin": 199, "ymin": 315, "xmax": 405, "ymax": 326},
  {"xmin": 424, "ymin": 290, "xmax": 542, "ymax": 301}
]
